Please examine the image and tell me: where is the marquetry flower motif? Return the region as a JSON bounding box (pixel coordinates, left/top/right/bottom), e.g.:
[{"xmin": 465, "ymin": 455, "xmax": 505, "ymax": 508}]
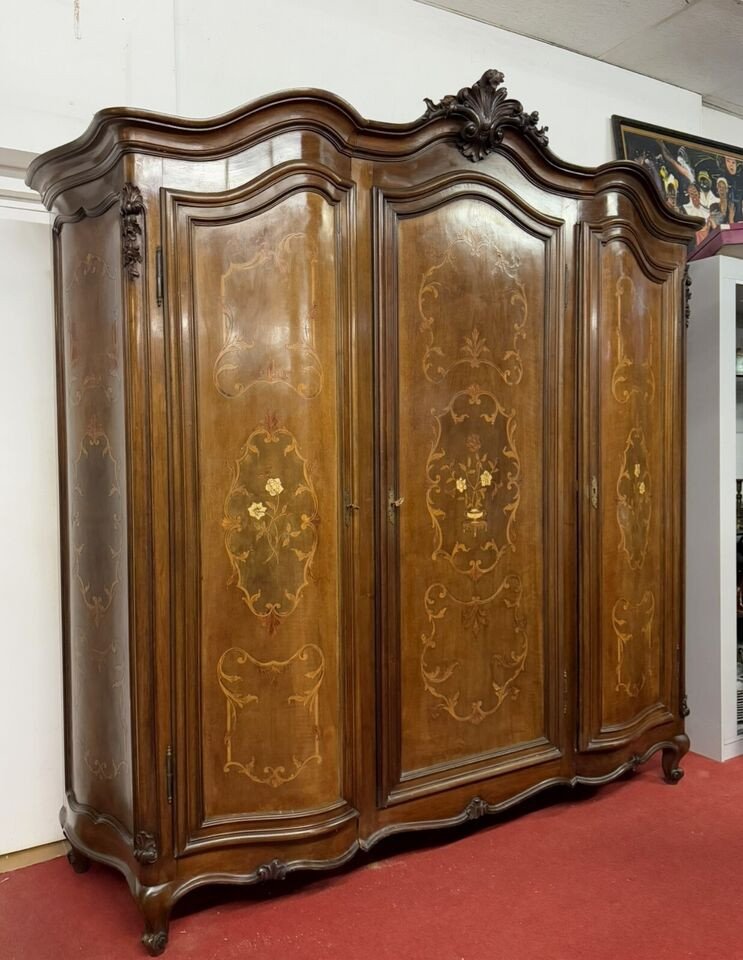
[
  {"xmin": 248, "ymin": 501, "xmax": 267, "ymax": 520},
  {"xmin": 480, "ymin": 470, "xmax": 493, "ymax": 488},
  {"xmin": 456, "ymin": 477, "xmax": 467, "ymax": 493},
  {"xmin": 265, "ymin": 477, "xmax": 283, "ymax": 497},
  {"xmin": 616, "ymin": 429, "xmax": 652, "ymax": 571}
]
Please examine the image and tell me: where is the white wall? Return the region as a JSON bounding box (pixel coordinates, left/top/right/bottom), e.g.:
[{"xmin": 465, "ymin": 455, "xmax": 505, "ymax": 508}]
[
  {"xmin": 0, "ymin": 197, "xmax": 63, "ymax": 854},
  {"xmin": 4, "ymin": 0, "xmax": 743, "ymax": 853}
]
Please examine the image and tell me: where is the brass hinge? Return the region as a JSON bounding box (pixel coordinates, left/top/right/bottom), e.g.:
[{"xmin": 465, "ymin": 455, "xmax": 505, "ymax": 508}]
[
  {"xmin": 562, "ymin": 669, "xmax": 568, "ymax": 716},
  {"xmin": 166, "ymin": 745, "xmax": 174, "ymax": 805},
  {"xmin": 156, "ymin": 246, "xmax": 164, "ymax": 307}
]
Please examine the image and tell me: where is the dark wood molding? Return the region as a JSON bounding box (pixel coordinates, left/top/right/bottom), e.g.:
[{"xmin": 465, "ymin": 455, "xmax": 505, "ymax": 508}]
[{"xmin": 423, "ymin": 69, "xmax": 548, "ymax": 161}]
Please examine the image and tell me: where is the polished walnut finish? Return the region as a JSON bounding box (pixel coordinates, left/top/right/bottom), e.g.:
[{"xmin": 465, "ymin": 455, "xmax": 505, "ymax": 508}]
[{"xmin": 27, "ymin": 70, "xmax": 696, "ymax": 955}]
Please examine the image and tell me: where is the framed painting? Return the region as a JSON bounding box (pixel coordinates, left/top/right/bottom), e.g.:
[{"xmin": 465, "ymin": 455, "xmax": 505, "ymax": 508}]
[{"xmin": 613, "ymin": 115, "xmax": 743, "ymax": 248}]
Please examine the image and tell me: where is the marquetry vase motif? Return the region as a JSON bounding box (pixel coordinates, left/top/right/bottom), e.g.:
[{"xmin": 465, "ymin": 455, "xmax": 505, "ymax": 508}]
[
  {"xmin": 217, "ymin": 644, "xmax": 325, "ymax": 785},
  {"xmin": 222, "ymin": 412, "xmax": 319, "ymax": 633},
  {"xmin": 426, "ymin": 384, "xmax": 520, "ymax": 581},
  {"xmin": 213, "ymin": 232, "xmax": 324, "ymax": 399},
  {"xmin": 417, "ymin": 232, "xmax": 528, "ymax": 385},
  {"xmin": 616, "ymin": 427, "xmax": 652, "ymax": 571}
]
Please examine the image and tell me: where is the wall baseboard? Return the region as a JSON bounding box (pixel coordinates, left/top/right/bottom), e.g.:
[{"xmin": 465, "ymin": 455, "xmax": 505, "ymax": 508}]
[{"xmin": 0, "ymin": 840, "xmax": 67, "ymax": 874}]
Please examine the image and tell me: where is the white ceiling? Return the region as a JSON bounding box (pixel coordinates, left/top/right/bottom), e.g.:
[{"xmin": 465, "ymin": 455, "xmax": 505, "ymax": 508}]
[{"xmin": 418, "ymin": 0, "xmax": 743, "ymax": 118}]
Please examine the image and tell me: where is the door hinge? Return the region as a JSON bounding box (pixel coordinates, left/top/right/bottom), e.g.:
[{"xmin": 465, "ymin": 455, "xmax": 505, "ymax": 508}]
[
  {"xmin": 562, "ymin": 670, "xmax": 568, "ymax": 716},
  {"xmin": 166, "ymin": 745, "xmax": 174, "ymax": 805},
  {"xmin": 156, "ymin": 246, "xmax": 164, "ymax": 307}
]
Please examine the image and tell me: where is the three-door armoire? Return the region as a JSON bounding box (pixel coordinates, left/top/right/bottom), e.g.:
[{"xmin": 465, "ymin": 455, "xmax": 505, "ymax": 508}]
[{"xmin": 27, "ymin": 70, "xmax": 697, "ymax": 955}]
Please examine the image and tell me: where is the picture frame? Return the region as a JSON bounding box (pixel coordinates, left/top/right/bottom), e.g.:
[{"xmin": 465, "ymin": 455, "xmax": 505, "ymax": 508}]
[{"xmin": 612, "ymin": 115, "xmax": 743, "ymax": 249}]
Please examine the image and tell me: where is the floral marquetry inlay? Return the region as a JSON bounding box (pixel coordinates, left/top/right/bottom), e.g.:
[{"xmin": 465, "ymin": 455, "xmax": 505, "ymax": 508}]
[
  {"xmin": 613, "ymin": 592, "xmax": 655, "ymax": 697},
  {"xmin": 222, "ymin": 413, "xmax": 319, "ymax": 633},
  {"xmin": 213, "ymin": 232, "xmax": 324, "ymax": 400},
  {"xmin": 217, "ymin": 644, "xmax": 325, "ymax": 786},
  {"xmin": 426, "ymin": 385, "xmax": 519, "ymax": 581},
  {"xmin": 418, "ymin": 233, "xmax": 528, "ymax": 386},
  {"xmin": 616, "ymin": 427, "xmax": 652, "ymax": 571},
  {"xmin": 71, "ymin": 416, "xmax": 123, "ymax": 628},
  {"xmin": 420, "ymin": 576, "xmax": 528, "ymax": 724}
]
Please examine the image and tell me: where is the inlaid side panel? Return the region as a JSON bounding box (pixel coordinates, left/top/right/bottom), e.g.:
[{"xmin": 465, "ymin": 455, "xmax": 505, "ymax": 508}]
[
  {"xmin": 580, "ymin": 226, "xmax": 679, "ymax": 749},
  {"xmin": 378, "ymin": 183, "xmax": 564, "ymax": 800},
  {"xmin": 166, "ymin": 170, "xmax": 354, "ymax": 846},
  {"xmin": 58, "ymin": 204, "xmax": 133, "ymax": 830}
]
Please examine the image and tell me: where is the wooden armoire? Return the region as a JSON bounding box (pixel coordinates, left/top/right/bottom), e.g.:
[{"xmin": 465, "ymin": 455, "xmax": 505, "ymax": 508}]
[{"xmin": 27, "ymin": 71, "xmax": 696, "ymax": 954}]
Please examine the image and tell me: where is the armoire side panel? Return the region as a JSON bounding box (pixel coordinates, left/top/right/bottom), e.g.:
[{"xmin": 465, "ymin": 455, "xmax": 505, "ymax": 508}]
[
  {"xmin": 580, "ymin": 226, "xmax": 679, "ymax": 750},
  {"xmin": 377, "ymin": 183, "xmax": 565, "ymax": 801},
  {"xmin": 58, "ymin": 203, "xmax": 133, "ymax": 831},
  {"xmin": 165, "ymin": 171, "xmax": 356, "ymax": 847}
]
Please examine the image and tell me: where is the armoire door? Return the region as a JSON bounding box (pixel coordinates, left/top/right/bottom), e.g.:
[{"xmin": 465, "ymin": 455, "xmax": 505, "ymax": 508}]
[
  {"xmin": 579, "ymin": 221, "xmax": 684, "ymax": 751},
  {"xmin": 162, "ymin": 164, "xmax": 359, "ymax": 853},
  {"xmin": 375, "ymin": 167, "xmax": 570, "ymax": 804}
]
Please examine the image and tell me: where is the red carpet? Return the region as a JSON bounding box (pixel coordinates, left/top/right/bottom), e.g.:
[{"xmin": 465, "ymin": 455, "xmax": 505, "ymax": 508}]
[{"xmin": 1, "ymin": 752, "xmax": 742, "ymax": 959}]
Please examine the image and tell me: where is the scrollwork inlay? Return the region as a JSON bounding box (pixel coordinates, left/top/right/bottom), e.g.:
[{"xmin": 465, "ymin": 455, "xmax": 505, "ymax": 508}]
[
  {"xmin": 418, "ymin": 233, "xmax": 528, "ymax": 386},
  {"xmin": 217, "ymin": 644, "xmax": 325, "ymax": 786},
  {"xmin": 71, "ymin": 416, "xmax": 123, "ymax": 627},
  {"xmin": 420, "ymin": 576, "xmax": 528, "ymax": 724},
  {"xmin": 612, "ymin": 272, "xmax": 655, "ymax": 404},
  {"xmin": 213, "ymin": 233, "xmax": 324, "ymax": 399},
  {"xmin": 613, "ymin": 592, "xmax": 655, "ymax": 697}
]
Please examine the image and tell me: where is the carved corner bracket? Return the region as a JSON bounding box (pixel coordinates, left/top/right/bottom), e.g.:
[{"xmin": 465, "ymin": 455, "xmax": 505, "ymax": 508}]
[
  {"xmin": 423, "ymin": 69, "xmax": 549, "ymax": 162},
  {"xmin": 256, "ymin": 858, "xmax": 288, "ymax": 882},
  {"xmin": 463, "ymin": 796, "xmax": 489, "ymax": 821},
  {"xmin": 133, "ymin": 830, "xmax": 159, "ymax": 864},
  {"xmin": 683, "ymin": 266, "xmax": 692, "ymax": 328},
  {"xmin": 121, "ymin": 182, "xmax": 145, "ymax": 280}
]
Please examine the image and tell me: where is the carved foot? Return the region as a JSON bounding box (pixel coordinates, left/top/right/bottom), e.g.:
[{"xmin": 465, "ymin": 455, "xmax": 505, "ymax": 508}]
[
  {"xmin": 141, "ymin": 931, "xmax": 168, "ymax": 957},
  {"xmin": 66, "ymin": 844, "xmax": 91, "ymax": 874},
  {"xmin": 661, "ymin": 733, "xmax": 690, "ymax": 785},
  {"xmin": 137, "ymin": 883, "xmax": 173, "ymax": 957}
]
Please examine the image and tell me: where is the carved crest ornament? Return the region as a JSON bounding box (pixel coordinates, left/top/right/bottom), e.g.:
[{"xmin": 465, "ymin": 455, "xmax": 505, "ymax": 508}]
[{"xmin": 423, "ymin": 69, "xmax": 549, "ymax": 161}]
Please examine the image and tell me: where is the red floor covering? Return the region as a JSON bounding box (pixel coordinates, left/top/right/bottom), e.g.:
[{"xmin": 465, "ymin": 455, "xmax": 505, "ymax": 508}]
[{"xmin": 1, "ymin": 752, "xmax": 742, "ymax": 960}]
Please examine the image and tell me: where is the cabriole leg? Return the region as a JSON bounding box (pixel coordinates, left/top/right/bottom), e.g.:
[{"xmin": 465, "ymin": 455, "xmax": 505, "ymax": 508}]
[
  {"xmin": 661, "ymin": 732, "xmax": 690, "ymax": 784},
  {"xmin": 137, "ymin": 884, "xmax": 174, "ymax": 957}
]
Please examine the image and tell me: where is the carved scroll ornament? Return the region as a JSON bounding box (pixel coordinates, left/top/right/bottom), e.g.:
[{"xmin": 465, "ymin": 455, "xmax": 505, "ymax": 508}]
[
  {"xmin": 120, "ymin": 183, "xmax": 144, "ymax": 280},
  {"xmin": 423, "ymin": 69, "xmax": 549, "ymax": 162}
]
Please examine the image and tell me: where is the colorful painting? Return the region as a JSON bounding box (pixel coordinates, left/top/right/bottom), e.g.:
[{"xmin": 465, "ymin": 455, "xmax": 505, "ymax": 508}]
[{"xmin": 613, "ymin": 116, "xmax": 743, "ymax": 248}]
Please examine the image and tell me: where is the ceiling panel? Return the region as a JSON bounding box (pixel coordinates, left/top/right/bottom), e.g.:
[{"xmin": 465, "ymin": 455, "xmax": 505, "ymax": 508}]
[
  {"xmin": 419, "ymin": 0, "xmax": 690, "ymax": 57},
  {"xmin": 607, "ymin": 0, "xmax": 743, "ymax": 100},
  {"xmin": 417, "ymin": 0, "xmax": 743, "ymax": 118}
]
